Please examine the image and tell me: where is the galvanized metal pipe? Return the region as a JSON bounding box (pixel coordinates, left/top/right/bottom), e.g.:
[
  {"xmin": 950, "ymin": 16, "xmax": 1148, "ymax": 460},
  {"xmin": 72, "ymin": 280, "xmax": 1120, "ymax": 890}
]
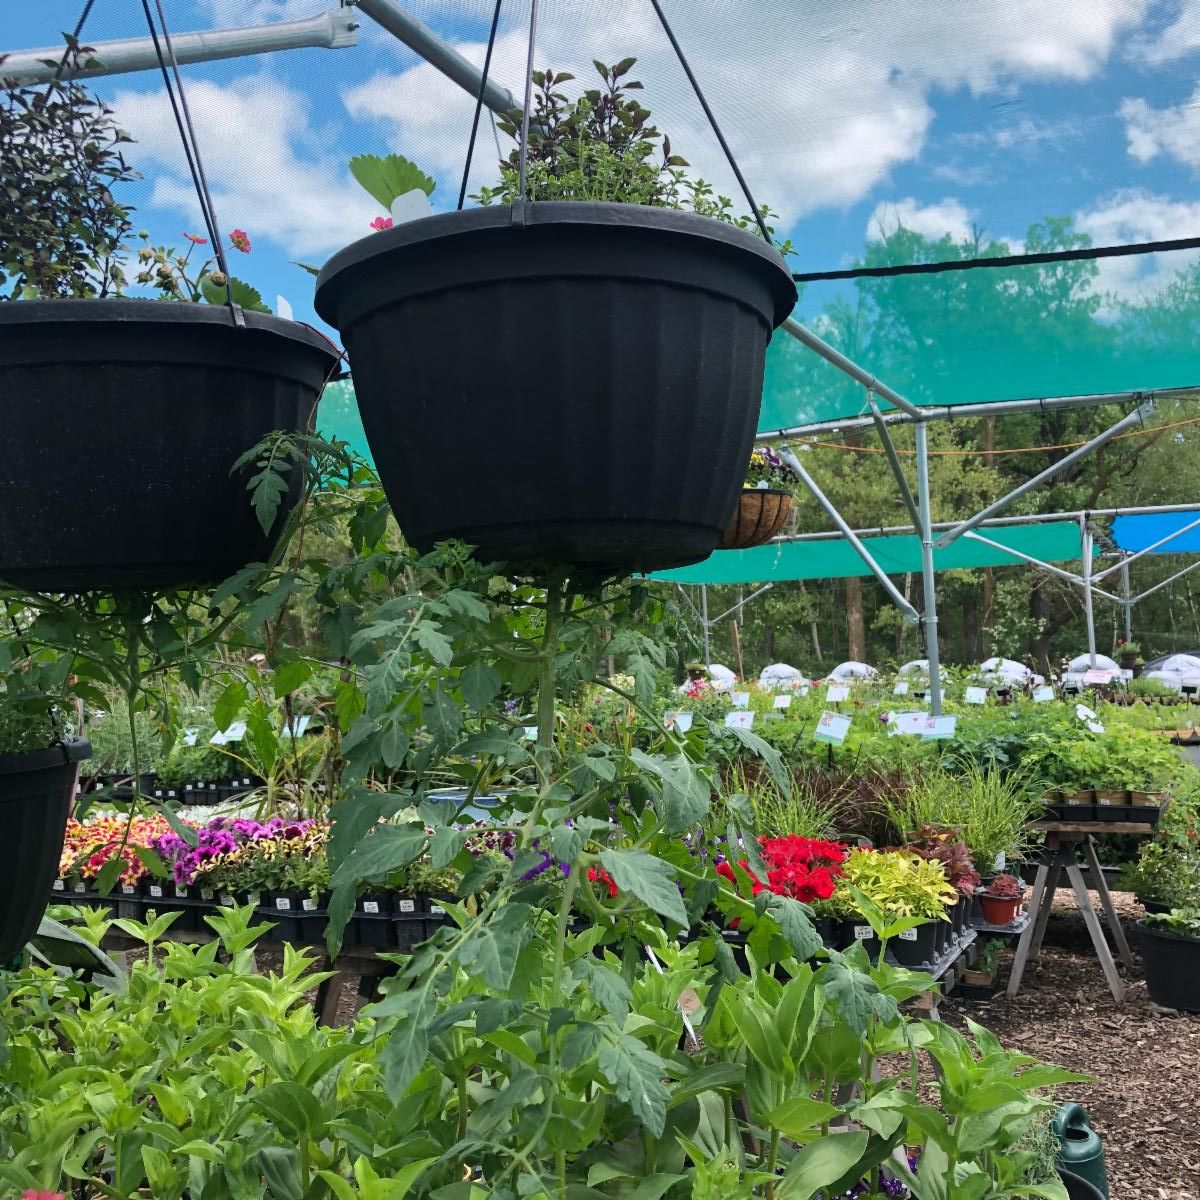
[{"xmin": 915, "ymin": 421, "xmax": 943, "ymax": 714}]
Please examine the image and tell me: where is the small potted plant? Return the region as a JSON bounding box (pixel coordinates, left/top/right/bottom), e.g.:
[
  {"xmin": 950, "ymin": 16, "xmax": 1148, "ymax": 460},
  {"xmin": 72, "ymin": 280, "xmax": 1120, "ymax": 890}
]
[
  {"xmin": 719, "ymin": 445, "xmax": 797, "ymax": 549},
  {"xmin": 1138, "ymin": 907, "xmax": 1200, "ymax": 1012},
  {"xmin": 977, "ymin": 872, "xmax": 1026, "ymax": 926},
  {"xmin": 314, "ymin": 60, "xmax": 796, "ymax": 572},
  {"xmin": 961, "ymin": 937, "xmax": 1003, "ymax": 990},
  {"xmin": 1116, "ymin": 640, "xmax": 1140, "ymax": 671}
]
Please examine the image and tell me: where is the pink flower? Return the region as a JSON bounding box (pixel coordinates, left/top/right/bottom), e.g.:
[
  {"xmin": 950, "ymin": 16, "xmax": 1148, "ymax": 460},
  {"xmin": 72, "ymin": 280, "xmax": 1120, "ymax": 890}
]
[
  {"xmin": 370, "ymin": 216, "xmax": 394, "ymax": 232},
  {"xmin": 183, "ymin": 232, "xmax": 208, "ymax": 245},
  {"xmin": 23, "ymin": 1191, "xmax": 66, "ymax": 1200},
  {"xmin": 229, "ymin": 228, "xmax": 251, "ymax": 253}
]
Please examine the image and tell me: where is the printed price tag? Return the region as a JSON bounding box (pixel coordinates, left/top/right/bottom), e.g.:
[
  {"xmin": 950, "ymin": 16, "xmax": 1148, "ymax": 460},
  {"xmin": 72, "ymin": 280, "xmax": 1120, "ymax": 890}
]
[
  {"xmin": 302, "ymin": 898, "xmax": 318, "ymax": 912},
  {"xmin": 282, "ymin": 714, "xmax": 312, "ymax": 737},
  {"xmin": 52, "ymin": 879, "xmax": 64, "ymax": 891},
  {"xmin": 1033, "ymin": 685, "xmax": 1054, "ymax": 702},
  {"xmin": 398, "ymin": 898, "xmax": 416, "ymax": 913},
  {"xmin": 899, "ymin": 928, "xmax": 919, "ymax": 942},
  {"xmin": 73, "ymin": 882, "xmax": 87, "ymax": 894},
  {"xmin": 724, "ymin": 710, "xmax": 755, "ymax": 729},
  {"xmin": 730, "ymin": 691, "xmax": 750, "ymax": 707},
  {"xmin": 854, "ymin": 925, "xmax": 873, "ymax": 940},
  {"xmin": 1097, "ymin": 795, "xmax": 1114, "ymax": 806},
  {"xmin": 275, "ymin": 897, "xmax": 292, "ymax": 910},
  {"xmin": 922, "ymin": 715, "xmax": 958, "ymax": 740},
  {"xmin": 522, "ymin": 726, "xmax": 539, "ymax": 741},
  {"xmin": 220, "ymin": 894, "xmax": 235, "ymax": 907},
  {"xmin": 121, "ymin": 884, "xmax": 136, "ymax": 895},
  {"xmin": 773, "ymin": 694, "xmax": 792, "ymax": 709},
  {"xmin": 664, "ymin": 711, "xmax": 693, "ymax": 733},
  {"xmin": 175, "ymin": 885, "xmax": 189, "ymax": 899},
  {"xmin": 826, "ymin": 685, "xmax": 850, "ymax": 702},
  {"xmin": 813, "ymin": 711, "xmax": 852, "ymax": 744},
  {"xmin": 964, "ymin": 686, "xmax": 987, "ymax": 705},
  {"xmin": 430, "ymin": 903, "xmax": 446, "ymax": 915},
  {"xmin": 363, "ymin": 900, "xmax": 380, "ymax": 914},
  {"xmin": 893, "ymin": 680, "xmax": 909, "ymax": 695},
  {"xmin": 149, "ymin": 884, "xmax": 163, "ymax": 898}
]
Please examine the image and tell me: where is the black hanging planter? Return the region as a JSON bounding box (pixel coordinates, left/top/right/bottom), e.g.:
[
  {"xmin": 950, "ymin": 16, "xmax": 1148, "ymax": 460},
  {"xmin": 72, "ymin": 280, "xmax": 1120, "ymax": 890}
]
[
  {"xmin": 0, "ymin": 301, "xmax": 339, "ymax": 591},
  {"xmin": 315, "ymin": 202, "xmax": 797, "ymax": 572},
  {"xmin": 0, "ymin": 737, "xmax": 90, "ymax": 959}
]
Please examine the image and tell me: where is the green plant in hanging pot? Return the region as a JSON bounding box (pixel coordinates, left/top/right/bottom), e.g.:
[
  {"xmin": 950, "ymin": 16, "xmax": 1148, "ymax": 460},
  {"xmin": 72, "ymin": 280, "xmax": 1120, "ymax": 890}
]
[
  {"xmin": 314, "ymin": 54, "xmax": 797, "ymax": 573},
  {"xmin": 719, "ymin": 443, "xmax": 799, "ymax": 550},
  {"xmin": 0, "ymin": 46, "xmax": 339, "ymax": 592},
  {"xmin": 0, "ymin": 686, "xmax": 91, "ymax": 960}
]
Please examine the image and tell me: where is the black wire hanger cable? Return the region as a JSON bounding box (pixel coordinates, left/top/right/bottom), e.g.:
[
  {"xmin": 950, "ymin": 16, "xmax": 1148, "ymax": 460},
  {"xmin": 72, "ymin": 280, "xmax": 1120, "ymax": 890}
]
[
  {"xmin": 457, "ymin": 0, "xmax": 505, "ymax": 210},
  {"xmin": 139, "ymin": 0, "xmax": 243, "ymax": 326}
]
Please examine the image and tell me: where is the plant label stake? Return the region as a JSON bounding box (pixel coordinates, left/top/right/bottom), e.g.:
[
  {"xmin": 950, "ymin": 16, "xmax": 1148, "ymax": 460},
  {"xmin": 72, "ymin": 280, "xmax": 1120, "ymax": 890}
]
[
  {"xmin": 724, "ymin": 711, "xmax": 755, "ymax": 729},
  {"xmin": 964, "ymin": 687, "xmax": 987, "ymax": 705},
  {"xmin": 826, "ymin": 684, "xmax": 849, "ymax": 703},
  {"xmin": 773, "ymin": 694, "xmax": 792, "ymax": 709},
  {"xmin": 813, "ymin": 712, "xmax": 851, "ymax": 744}
]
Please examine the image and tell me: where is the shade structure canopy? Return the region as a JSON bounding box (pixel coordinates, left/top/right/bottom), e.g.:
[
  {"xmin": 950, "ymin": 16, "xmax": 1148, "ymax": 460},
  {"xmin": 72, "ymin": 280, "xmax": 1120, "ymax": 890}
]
[
  {"xmin": 650, "ymin": 521, "xmax": 1085, "ymax": 586},
  {"xmin": 1111, "ymin": 512, "xmax": 1200, "ymax": 556}
]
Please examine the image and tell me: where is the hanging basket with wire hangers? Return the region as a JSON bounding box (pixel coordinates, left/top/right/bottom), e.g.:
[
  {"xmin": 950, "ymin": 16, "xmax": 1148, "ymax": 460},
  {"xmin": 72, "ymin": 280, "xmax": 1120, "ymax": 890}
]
[
  {"xmin": 315, "ymin": 0, "xmax": 796, "ymax": 574},
  {"xmin": 719, "ymin": 489, "xmax": 794, "ymax": 550},
  {"xmin": 0, "ymin": 5, "xmax": 340, "ymax": 592}
]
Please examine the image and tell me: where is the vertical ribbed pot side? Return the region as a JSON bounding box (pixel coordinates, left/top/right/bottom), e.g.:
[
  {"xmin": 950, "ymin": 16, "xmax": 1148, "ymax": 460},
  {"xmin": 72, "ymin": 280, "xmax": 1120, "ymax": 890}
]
[
  {"xmin": 0, "ymin": 302, "xmax": 339, "ymax": 592},
  {"xmin": 315, "ymin": 202, "xmax": 797, "ymax": 573},
  {"xmin": 0, "ymin": 738, "xmax": 90, "ymax": 959}
]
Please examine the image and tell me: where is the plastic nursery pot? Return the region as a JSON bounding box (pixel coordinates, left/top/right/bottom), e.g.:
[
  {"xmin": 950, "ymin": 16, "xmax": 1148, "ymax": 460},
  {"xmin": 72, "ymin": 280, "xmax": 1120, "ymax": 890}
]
[
  {"xmin": 0, "ymin": 301, "xmax": 339, "ymax": 591},
  {"xmin": 0, "ymin": 737, "xmax": 91, "ymax": 959},
  {"xmin": 1059, "ymin": 1170, "xmax": 1106, "ymax": 1200},
  {"xmin": 1138, "ymin": 921, "xmax": 1200, "ymax": 1012},
  {"xmin": 719, "ymin": 488, "xmax": 794, "ymax": 550},
  {"xmin": 978, "ymin": 890, "xmax": 1025, "ymax": 927},
  {"xmin": 314, "ymin": 202, "xmax": 797, "ymax": 573},
  {"xmin": 890, "ymin": 919, "xmax": 942, "ymax": 971}
]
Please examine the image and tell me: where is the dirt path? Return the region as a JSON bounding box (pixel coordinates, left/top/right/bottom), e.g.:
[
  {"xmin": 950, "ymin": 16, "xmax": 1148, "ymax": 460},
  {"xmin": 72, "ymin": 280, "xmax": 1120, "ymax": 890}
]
[{"xmin": 940, "ymin": 890, "xmax": 1200, "ymax": 1197}]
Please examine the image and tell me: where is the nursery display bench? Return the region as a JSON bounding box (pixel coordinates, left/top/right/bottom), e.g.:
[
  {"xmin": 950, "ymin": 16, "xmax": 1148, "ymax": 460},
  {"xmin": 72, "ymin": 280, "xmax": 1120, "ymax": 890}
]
[{"xmin": 1008, "ymin": 821, "xmax": 1155, "ymax": 1003}]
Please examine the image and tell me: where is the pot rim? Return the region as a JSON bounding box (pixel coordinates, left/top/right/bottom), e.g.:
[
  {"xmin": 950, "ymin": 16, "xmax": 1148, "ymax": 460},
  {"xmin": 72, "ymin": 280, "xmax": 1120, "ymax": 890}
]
[
  {"xmin": 315, "ymin": 200, "xmax": 797, "ymax": 326},
  {"xmin": 0, "ymin": 735, "xmax": 91, "ymax": 775},
  {"xmin": 1136, "ymin": 919, "xmax": 1200, "ymax": 945}
]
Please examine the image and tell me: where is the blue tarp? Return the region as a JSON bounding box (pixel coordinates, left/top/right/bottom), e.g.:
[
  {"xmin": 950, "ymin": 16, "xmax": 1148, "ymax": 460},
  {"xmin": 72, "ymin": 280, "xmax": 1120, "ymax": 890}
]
[{"xmin": 1110, "ymin": 513, "xmax": 1200, "ymax": 555}]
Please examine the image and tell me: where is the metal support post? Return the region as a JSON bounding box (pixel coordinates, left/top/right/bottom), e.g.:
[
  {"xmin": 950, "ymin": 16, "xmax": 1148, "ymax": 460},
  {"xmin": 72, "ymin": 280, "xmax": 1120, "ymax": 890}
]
[
  {"xmin": 935, "ymin": 402, "xmax": 1153, "ymax": 549},
  {"xmin": 1120, "ymin": 557, "xmax": 1133, "ymax": 643},
  {"xmin": 356, "ymin": 0, "xmax": 517, "ymax": 115},
  {"xmin": 779, "ymin": 318, "xmax": 925, "ymax": 419},
  {"xmin": 1, "ymin": 9, "xmax": 359, "ymax": 83},
  {"xmin": 915, "ymin": 422, "xmax": 942, "ymax": 716},
  {"xmin": 1081, "ymin": 517, "xmax": 1098, "ymax": 668},
  {"xmin": 778, "ymin": 448, "xmax": 920, "ymax": 624},
  {"xmin": 867, "ymin": 397, "xmax": 923, "ymax": 530},
  {"xmin": 701, "ymin": 585, "xmax": 711, "ymax": 668}
]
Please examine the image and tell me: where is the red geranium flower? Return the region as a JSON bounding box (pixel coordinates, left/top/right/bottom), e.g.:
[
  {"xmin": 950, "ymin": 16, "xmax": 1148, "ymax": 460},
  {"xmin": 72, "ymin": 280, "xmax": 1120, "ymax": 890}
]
[
  {"xmin": 370, "ymin": 216, "xmax": 394, "ymax": 231},
  {"xmin": 587, "ymin": 866, "xmax": 619, "ymax": 899}
]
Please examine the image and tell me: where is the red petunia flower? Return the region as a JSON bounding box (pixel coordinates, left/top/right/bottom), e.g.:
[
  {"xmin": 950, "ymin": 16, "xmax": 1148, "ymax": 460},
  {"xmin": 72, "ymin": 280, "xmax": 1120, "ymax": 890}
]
[
  {"xmin": 183, "ymin": 232, "xmax": 208, "ymax": 245},
  {"xmin": 229, "ymin": 228, "xmax": 251, "ymax": 253}
]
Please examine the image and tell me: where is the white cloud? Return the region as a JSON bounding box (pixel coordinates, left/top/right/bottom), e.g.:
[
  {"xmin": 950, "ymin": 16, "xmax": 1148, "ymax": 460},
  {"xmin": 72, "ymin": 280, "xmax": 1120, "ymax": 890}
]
[
  {"xmin": 1128, "ymin": 0, "xmax": 1200, "ymax": 63},
  {"xmin": 1075, "ymin": 187, "xmax": 1200, "ymax": 305},
  {"xmin": 1120, "ymin": 86, "xmax": 1200, "ymax": 172},
  {"xmin": 197, "ymin": 0, "xmax": 332, "ymax": 25},
  {"xmin": 866, "ymin": 197, "xmax": 975, "ymax": 243},
  {"xmin": 338, "ymin": 0, "xmax": 1149, "ymax": 226},
  {"xmin": 109, "ymin": 75, "xmax": 378, "ymax": 257}
]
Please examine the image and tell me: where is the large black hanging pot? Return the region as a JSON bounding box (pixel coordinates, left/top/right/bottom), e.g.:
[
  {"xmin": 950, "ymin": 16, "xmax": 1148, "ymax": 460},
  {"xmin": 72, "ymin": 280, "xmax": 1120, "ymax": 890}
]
[
  {"xmin": 314, "ymin": 202, "xmax": 797, "ymax": 572},
  {"xmin": 0, "ymin": 301, "xmax": 340, "ymax": 592},
  {"xmin": 0, "ymin": 737, "xmax": 90, "ymax": 960}
]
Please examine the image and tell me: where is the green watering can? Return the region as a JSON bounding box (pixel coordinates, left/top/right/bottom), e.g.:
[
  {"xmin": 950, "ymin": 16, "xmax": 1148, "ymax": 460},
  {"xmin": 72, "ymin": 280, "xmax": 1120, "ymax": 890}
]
[{"xmin": 1052, "ymin": 1102, "xmax": 1109, "ymax": 1199}]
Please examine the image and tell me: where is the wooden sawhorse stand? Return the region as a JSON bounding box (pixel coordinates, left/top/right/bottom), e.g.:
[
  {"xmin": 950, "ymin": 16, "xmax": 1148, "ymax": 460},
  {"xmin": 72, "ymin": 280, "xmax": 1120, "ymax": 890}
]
[{"xmin": 1007, "ymin": 822, "xmax": 1150, "ymax": 1003}]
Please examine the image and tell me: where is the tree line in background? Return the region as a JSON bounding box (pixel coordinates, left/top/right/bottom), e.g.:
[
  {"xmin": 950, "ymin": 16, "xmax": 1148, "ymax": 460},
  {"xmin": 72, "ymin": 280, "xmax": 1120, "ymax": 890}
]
[{"xmin": 665, "ymin": 218, "xmax": 1200, "ymax": 676}]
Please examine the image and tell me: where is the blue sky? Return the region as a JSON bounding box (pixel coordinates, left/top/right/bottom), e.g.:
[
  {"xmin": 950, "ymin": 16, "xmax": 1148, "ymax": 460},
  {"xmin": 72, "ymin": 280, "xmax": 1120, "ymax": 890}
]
[{"xmin": 7, "ymin": 0, "xmax": 1200, "ymax": 334}]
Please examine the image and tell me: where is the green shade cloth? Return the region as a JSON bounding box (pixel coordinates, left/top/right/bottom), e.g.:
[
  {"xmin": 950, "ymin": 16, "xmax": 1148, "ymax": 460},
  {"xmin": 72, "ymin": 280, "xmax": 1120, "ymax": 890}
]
[
  {"xmin": 650, "ymin": 521, "xmax": 1085, "ymax": 586},
  {"xmin": 316, "ymin": 380, "xmax": 371, "ymax": 460},
  {"xmin": 759, "ymin": 252, "xmax": 1200, "ymax": 432}
]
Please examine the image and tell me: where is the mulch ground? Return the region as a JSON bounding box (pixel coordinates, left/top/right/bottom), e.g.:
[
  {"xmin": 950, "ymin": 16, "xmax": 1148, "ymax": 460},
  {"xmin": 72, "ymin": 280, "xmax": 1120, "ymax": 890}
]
[{"xmin": 940, "ymin": 888, "xmax": 1200, "ymax": 1198}]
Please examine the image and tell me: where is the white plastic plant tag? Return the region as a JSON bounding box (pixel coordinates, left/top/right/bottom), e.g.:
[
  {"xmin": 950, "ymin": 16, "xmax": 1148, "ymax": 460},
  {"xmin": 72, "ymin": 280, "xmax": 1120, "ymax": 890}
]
[
  {"xmin": 522, "ymin": 726, "xmax": 538, "ymax": 741},
  {"xmin": 965, "ymin": 687, "xmax": 987, "ymax": 705},
  {"xmin": 121, "ymin": 884, "xmax": 136, "ymax": 895},
  {"xmin": 390, "ymin": 188, "xmax": 434, "ymax": 224},
  {"xmin": 398, "ymin": 898, "xmax": 416, "ymax": 913},
  {"xmin": 175, "ymin": 885, "xmax": 188, "ymax": 899},
  {"xmin": 664, "ymin": 711, "xmax": 693, "ymax": 733},
  {"xmin": 899, "ymin": 928, "xmax": 919, "ymax": 942},
  {"xmin": 826, "ymin": 685, "xmax": 850, "ymax": 702},
  {"xmin": 761, "ymin": 711, "xmax": 784, "ymax": 721},
  {"xmin": 276, "ymin": 897, "xmax": 291, "ymax": 909},
  {"xmin": 182, "ymin": 728, "xmax": 198, "ymax": 746},
  {"xmin": 149, "ymin": 884, "xmax": 163, "ymax": 898},
  {"xmin": 798, "ymin": 685, "xmax": 810, "ymax": 696},
  {"xmin": 724, "ymin": 710, "xmax": 755, "ymax": 729},
  {"xmin": 730, "ymin": 691, "xmax": 750, "ymax": 707},
  {"xmin": 1075, "ymin": 703, "xmax": 1097, "ymax": 721},
  {"xmin": 854, "ymin": 925, "xmax": 873, "ymax": 940},
  {"xmin": 363, "ymin": 900, "xmax": 380, "ymax": 914},
  {"xmin": 893, "ymin": 711, "xmax": 928, "ymax": 735},
  {"xmin": 1087, "ymin": 720, "xmax": 1106, "ymax": 734},
  {"xmin": 813, "ymin": 711, "xmax": 851, "ymax": 744},
  {"xmin": 52, "ymin": 879, "xmax": 64, "ymax": 891},
  {"xmin": 773, "ymin": 694, "xmax": 792, "ymax": 709},
  {"xmin": 893, "ymin": 681, "xmax": 909, "ymax": 695},
  {"xmin": 282, "ymin": 714, "xmax": 312, "ymax": 737},
  {"xmin": 922, "ymin": 715, "xmax": 957, "ymax": 740},
  {"xmin": 275, "ymin": 294, "xmax": 293, "ymax": 320},
  {"xmin": 73, "ymin": 882, "xmax": 87, "ymax": 893},
  {"xmin": 994, "ymin": 852, "xmax": 1006, "ymax": 872},
  {"xmin": 1033, "ymin": 686, "xmax": 1054, "ymax": 702},
  {"xmin": 430, "ymin": 903, "xmax": 445, "ymax": 914}
]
